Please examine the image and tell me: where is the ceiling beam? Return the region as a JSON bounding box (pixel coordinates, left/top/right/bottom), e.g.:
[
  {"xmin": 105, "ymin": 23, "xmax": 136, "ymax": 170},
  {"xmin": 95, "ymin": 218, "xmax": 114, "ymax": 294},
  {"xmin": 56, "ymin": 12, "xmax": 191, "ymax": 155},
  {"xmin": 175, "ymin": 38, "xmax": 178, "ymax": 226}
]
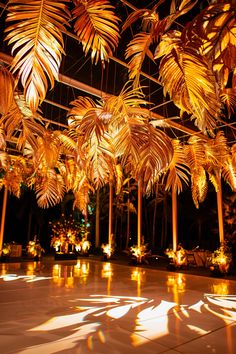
[{"xmin": 0, "ymin": 51, "xmax": 205, "ymax": 138}]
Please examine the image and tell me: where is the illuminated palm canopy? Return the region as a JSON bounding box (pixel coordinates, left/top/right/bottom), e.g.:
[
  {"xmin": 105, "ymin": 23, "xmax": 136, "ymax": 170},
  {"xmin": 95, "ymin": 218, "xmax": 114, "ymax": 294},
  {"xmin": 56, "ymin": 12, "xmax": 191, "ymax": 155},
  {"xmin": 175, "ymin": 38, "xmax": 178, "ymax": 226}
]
[{"xmin": 0, "ymin": 0, "xmax": 235, "ymax": 211}]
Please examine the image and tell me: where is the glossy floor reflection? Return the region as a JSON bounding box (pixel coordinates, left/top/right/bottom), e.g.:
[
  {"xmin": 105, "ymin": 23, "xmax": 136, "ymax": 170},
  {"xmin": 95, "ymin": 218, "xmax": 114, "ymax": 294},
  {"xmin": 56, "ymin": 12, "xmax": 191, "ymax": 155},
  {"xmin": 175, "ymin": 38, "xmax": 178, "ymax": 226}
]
[{"xmin": 0, "ymin": 258, "xmax": 236, "ymax": 354}]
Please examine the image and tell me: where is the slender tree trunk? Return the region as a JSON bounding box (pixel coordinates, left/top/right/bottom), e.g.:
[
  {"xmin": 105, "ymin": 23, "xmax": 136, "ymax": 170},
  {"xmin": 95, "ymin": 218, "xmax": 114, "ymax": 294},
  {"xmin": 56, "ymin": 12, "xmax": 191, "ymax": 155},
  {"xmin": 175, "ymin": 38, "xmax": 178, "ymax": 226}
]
[
  {"xmin": 95, "ymin": 189, "xmax": 100, "ymax": 248},
  {"xmin": 216, "ymin": 175, "xmax": 224, "ymax": 244},
  {"xmin": 0, "ymin": 186, "xmax": 8, "ymax": 255},
  {"xmin": 151, "ymin": 185, "xmax": 158, "ymax": 249},
  {"xmin": 125, "ymin": 182, "xmax": 130, "ymax": 249},
  {"xmin": 172, "ymin": 187, "xmax": 178, "ymax": 252},
  {"xmin": 108, "ymin": 183, "xmax": 113, "ymax": 246},
  {"xmin": 137, "ymin": 180, "xmax": 142, "ymax": 249}
]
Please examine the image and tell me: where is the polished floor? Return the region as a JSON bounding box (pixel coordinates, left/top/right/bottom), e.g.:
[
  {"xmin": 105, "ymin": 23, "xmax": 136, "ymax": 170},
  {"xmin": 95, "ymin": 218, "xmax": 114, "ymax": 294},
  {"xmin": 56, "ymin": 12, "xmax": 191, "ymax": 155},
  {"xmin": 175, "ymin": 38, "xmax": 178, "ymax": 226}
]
[{"xmin": 0, "ymin": 257, "xmax": 236, "ymax": 354}]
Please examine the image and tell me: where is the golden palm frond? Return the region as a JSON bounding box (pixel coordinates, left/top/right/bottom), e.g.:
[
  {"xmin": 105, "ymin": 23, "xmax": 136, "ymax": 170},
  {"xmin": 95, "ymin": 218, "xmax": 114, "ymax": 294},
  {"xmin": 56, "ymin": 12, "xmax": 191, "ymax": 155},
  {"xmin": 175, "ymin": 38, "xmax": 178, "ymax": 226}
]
[
  {"xmin": 104, "ymin": 83, "xmax": 149, "ymax": 128},
  {"xmin": 31, "ymin": 131, "xmax": 61, "ymax": 170},
  {"xmin": 0, "ymin": 65, "xmax": 15, "ymax": 115},
  {"xmin": 204, "ymin": 131, "xmax": 230, "ymax": 168},
  {"xmin": 0, "ymin": 151, "xmax": 10, "ymax": 170},
  {"xmin": 86, "ymin": 136, "xmax": 115, "ymax": 188},
  {"xmin": 68, "ymin": 95, "xmax": 116, "ymax": 187},
  {"xmin": 73, "ymin": 181, "xmax": 94, "ymax": 216},
  {"xmin": 221, "ymin": 161, "xmax": 236, "ymax": 191},
  {"xmin": 155, "ymin": 31, "xmax": 221, "ymax": 135},
  {"xmin": 232, "ymin": 143, "xmax": 236, "ymax": 169},
  {"xmin": 68, "ymin": 96, "xmax": 98, "ymax": 128},
  {"xmin": 220, "ymin": 89, "xmax": 236, "ymax": 118},
  {"xmin": 115, "ymin": 163, "xmax": 123, "ymax": 195},
  {"xmin": 125, "ymin": 32, "xmax": 154, "ymax": 87},
  {"xmin": 0, "ymin": 94, "xmax": 45, "ymax": 151},
  {"xmin": 57, "ymin": 159, "xmax": 83, "ymax": 192},
  {"xmin": 207, "ymin": 169, "xmax": 220, "ymax": 192},
  {"xmin": 190, "ymin": 3, "xmax": 236, "ymax": 84},
  {"xmin": 0, "ymin": 126, "xmax": 6, "ymax": 150},
  {"xmin": 191, "ymin": 166, "xmax": 208, "ymax": 208},
  {"xmin": 113, "ymin": 114, "xmax": 147, "ymax": 171},
  {"xmin": 4, "ymin": 156, "xmax": 28, "ymax": 198},
  {"xmin": 164, "ymin": 139, "xmax": 189, "ymax": 194},
  {"xmin": 122, "ymin": 0, "xmax": 197, "ymax": 87},
  {"xmin": 35, "ymin": 169, "xmax": 65, "ymax": 208},
  {"xmin": 134, "ymin": 124, "xmax": 173, "ymax": 195},
  {"xmin": 53, "ymin": 131, "xmax": 77, "ymax": 154},
  {"xmin": 185, "ymin": 136, "xmax": 207, "ymax": 207},
  {"xmin": 72, "ymin": 0, "xmax": 120, "ymax": 65},
  {"xmin": 5, "ymin": 0, "xmax": 70, "ymax": 112}
]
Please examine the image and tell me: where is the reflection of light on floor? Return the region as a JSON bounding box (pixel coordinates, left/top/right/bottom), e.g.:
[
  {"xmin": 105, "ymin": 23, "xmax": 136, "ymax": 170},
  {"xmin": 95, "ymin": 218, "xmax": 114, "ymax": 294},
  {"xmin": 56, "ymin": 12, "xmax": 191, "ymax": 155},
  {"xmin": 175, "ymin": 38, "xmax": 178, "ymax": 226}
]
[
  {"xmin": 131, "ymin": 300, "xmax": 176, "ymax": 346},
  {"xmin": 210, "ymin": 282, "xmax": 230, "ymax": 295},
  {"xmin": 167, "ymin": 273, "xmax": 186, "ymax": 295},
  {"xmin": 14, "ymin": 293, "xmax": 236, "ymax": 353},
  {"xmin": 0, "ymin": 273, "xmax": 51, "ymax": 282},
  {"xmin": 204, "ymin": 294, "xmax": 236, "ymax": 323},
  {"xmin": 101, "ymin": 263, "xmax": 113, "ymax": 278},
  {"xmin": 26, "ymin": 262, "xmax": 38, "ymax": 276},
  {"xmin": 131, "ymin": 268, "xmax": 146, "ymax": 298},
  {"xmin": 101, "ymin": 263, "xmax": 113, "ymax": 295},
  {"xmin": 0, "ymin": 263, "xmax": 21, "ymax": 275}
]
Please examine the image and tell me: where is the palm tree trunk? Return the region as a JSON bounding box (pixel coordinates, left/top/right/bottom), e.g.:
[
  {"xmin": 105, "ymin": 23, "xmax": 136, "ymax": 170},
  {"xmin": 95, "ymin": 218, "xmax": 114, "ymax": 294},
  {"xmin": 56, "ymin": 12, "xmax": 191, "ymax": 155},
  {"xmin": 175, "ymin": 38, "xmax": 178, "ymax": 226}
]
[
  {"xmin": 125, "ymin": 181, "xmax": 130, "ymax": 249},
  {"xmin": 172, "ymin": 187, "xmax": 178, "ymax": 252},
  {"xmin": 95, "ymin": 188, "xmax": 100, "ymax": 248},
  {"xmin": 151, "ymin": 185, "xmax": 158, "ymax": 248},
  {"xmin": 126, "ymin": 198, "xmax": 130, "ymax": 249},
  {"xmin": 137, "ymin": 180, "xmax": 142, "ymax": 249},
  {"xmin": 0, "ymin": 186, "xmax": 8, "ymax": 256},
  {"xmin": 216, "ymin": 176, "xmax": 224, "ymax": 244},
  {"xmin": 108, "ymin": 183, "xmax": 113, "ymax": 247}
]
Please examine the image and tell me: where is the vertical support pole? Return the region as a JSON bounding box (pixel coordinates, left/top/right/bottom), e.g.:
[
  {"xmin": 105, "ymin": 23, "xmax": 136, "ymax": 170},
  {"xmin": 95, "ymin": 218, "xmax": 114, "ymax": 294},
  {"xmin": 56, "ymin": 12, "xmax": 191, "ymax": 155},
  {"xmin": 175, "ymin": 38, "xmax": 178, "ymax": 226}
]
[
  {"xmin": 108, "ymin": 183, "xmax": 113, "ymax": 247},
  {"xmin": 126, "ymin": 180, "xmax": 130, "ymax": 249},
  {"xmin": 95, "ymin": 188, "xmax": 100, "ymax": 248},
  {"xmin": 137, "ymin": 180, "xmax": 142, "ymax": 249},
  {"xmin": 172, "ymin": 187, "xmax": 178, "ymax": 252},
  {"xmin": 0, "ymin": 186, "xmax": 8, "ymax": 256},
  {"xmin": 217, "ymin": 176, "xmax": 224, "ymax": 244}
]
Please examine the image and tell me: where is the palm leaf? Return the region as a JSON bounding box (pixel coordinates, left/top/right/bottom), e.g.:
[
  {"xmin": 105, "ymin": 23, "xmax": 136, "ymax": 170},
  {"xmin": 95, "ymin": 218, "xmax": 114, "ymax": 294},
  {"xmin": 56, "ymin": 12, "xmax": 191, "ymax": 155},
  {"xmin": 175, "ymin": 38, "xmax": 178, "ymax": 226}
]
[
  {"xmin": 135, "ymin": 124, "xmax": 173, "ymax": 195},
  {"xmin": 191, "ymin": 166, "xmax": 208, "ymax": 208},
  {"xmin": 125, "ymin": 32, "xmax": 154, "ymax": 87},
  {"xmin": 0, "ymin": 126, "xmax": 6, "ymax": 150},
  {"xmin": 104, "ymin": 83, "xmax": 149, "ymax": 128},
  {"xmin": 4, "ymin": 156, "xmax": 28, "ymax": 198},
  {"xmin": 5, "ymin": 0, "xmax": 70, "ymax": 112},
  {"xmin": 67, "ymin": 96, "xmax": 98, "ymax": 128},
  {"xmin": 35, "ymin": 169, "xmax": 65, "ymax": 208},
  {"xmin": 184, "ymin": 136, "xmax": 207, "ymax": 207},
  {"xmin": 204, "ymin": 131, "xmax": 230, "ymax": 168},
  {"xmin": 53, "ymin": 131, "xmax": 77, "ymax": 153},
  {"xmin": 220, "ymin": 89, "xmax": 236, "ymax": 118},
  {"xmin": 155, "ymin": 31, "xmax": 221, "ymax": 135},
  {"xmin": 0, "ymin": 65, "xmax": 15, "ymax": 115},
  {"xmin": 30, "ymin": 131, "xmax": 61, "ymax": 170},
  {"xmin": 164, "ymin": 139, "xmax": 189, "ymax": 194},
  {"xmin": 0, "ymin": 151, "xmax": 10, "ymax": 170},
  {"xmin": 232, "ymin": 143, "xmax": 236, "ymax": 169},
  {"xmin": 57, "ymin": 159, "xmax": 79, "ymax": 192},
  {"xmin": 0, "ymin": 94, "xmax": 45, "ymax": 151},
  {"xmin": 221, "ymin": 161, "xmax": 236, "ymax": 191},
  {"xmin": 72, "ymin": 0, "xmax": 120, "ymax": 65},
  {"xmin": 185, "ymin": 2, "xmax": 236, "ymax": 88},
  {"xmin": 73, "ymin": 179, "xmax": 94, "ymax": 216}
]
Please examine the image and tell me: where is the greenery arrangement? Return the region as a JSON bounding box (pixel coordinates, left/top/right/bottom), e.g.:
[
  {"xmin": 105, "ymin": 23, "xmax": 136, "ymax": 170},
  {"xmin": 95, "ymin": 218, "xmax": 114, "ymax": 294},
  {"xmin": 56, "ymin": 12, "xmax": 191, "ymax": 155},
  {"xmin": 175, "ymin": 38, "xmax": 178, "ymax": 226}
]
[{"xmin": 209, "ymin": 242, "xmax": 232, "ymax": 274}]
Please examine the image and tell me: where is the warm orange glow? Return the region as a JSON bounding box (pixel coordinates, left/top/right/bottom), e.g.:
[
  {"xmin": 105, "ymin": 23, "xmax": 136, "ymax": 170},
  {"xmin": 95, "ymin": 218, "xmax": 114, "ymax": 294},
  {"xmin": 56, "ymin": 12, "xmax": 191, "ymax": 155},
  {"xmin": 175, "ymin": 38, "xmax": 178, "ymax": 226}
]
[{"xmin": 101, "ymin": 243, "xmax": 114, "ymax": 258}]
